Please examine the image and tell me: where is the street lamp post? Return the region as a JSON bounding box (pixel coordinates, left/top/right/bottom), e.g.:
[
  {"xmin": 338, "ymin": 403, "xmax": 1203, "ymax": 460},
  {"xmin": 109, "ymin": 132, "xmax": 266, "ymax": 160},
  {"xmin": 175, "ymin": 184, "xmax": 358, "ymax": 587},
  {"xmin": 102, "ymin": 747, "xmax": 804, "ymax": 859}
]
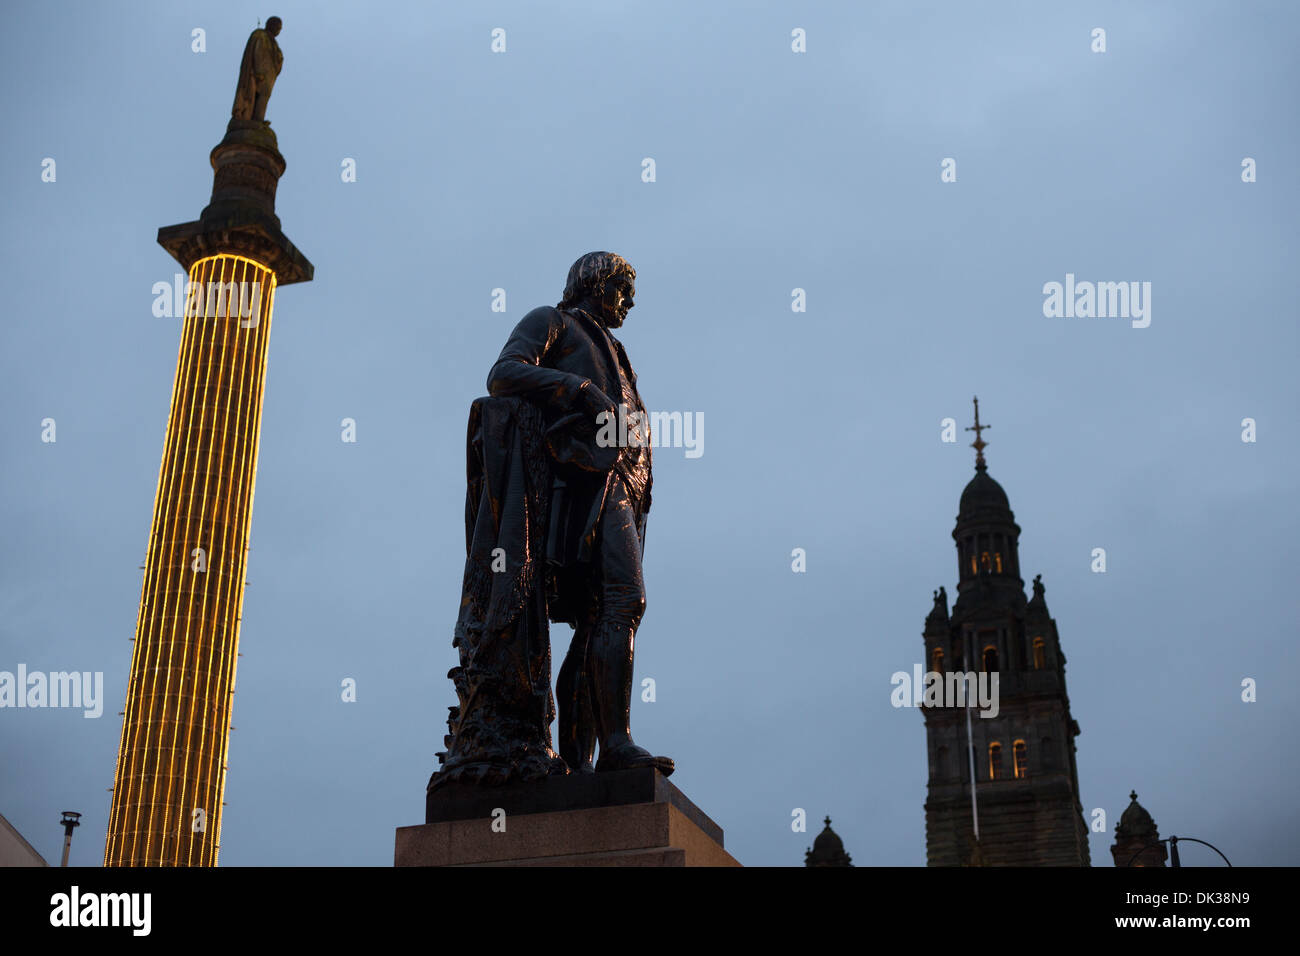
[{"xmin": 58, "ymin": 811, "xmax": 81, "ymax": 867}]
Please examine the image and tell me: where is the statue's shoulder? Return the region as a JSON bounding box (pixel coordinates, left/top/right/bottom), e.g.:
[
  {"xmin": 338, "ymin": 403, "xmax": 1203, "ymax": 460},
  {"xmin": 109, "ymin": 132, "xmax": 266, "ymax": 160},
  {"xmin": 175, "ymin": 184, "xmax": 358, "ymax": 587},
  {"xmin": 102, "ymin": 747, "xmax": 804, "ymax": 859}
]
[
  {"xmin": 522, "ymin": 304, "xmax": 564, "ymax": 322},
  {"xmin": 515, "ymin": 304, "xmax": 571, "ymax": 336}
]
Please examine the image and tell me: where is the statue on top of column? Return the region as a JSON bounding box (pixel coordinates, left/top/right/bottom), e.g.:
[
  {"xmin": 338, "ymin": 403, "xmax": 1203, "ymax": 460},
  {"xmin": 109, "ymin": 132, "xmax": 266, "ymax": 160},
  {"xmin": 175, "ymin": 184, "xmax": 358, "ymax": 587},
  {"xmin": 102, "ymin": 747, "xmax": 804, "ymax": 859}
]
[{"xmin": 231, "ymin": 17, "xmax": 284, "ymax": 124}]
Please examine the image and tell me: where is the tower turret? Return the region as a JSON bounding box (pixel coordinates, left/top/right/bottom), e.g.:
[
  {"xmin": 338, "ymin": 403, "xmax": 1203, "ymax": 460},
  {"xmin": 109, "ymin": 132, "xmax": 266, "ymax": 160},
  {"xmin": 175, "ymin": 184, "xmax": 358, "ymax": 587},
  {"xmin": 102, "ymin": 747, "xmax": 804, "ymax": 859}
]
[{"xmin": 1111, "ymin": 791, "xmax": 1168, "ymax": 867}]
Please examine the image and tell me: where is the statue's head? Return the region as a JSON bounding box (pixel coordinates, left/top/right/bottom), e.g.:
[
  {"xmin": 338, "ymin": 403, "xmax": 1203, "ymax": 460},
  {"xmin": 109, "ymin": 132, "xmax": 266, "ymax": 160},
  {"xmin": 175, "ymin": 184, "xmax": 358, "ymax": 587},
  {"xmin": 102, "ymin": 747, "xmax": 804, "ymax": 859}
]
[
  {"xmin": 558, "ymin": 251, "xmax": 636, "ymax": 328},
  {"xmin": 266, "ymin": 16, "xmax": 283, "ymax": 37}
]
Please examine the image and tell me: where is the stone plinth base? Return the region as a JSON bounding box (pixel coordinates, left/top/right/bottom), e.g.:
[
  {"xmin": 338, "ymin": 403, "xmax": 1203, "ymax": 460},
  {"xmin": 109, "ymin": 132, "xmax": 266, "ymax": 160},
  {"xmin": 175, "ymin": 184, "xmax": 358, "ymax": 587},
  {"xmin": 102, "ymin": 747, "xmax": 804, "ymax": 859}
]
[{"xmin": 396, "ymin": 768, "xmax": 740, "ymax": 867}]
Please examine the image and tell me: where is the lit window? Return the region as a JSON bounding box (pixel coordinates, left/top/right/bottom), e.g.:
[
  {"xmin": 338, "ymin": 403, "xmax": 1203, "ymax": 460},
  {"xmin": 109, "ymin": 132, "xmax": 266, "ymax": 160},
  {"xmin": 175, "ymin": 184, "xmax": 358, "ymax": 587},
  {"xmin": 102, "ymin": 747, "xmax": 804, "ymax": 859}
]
[
  {"xmin": 1013, "ymin": 740, "xmax": 1028, "ymax": 778},
  {"xmin": 970, "ymin": 556, "xmax": 977, "ymax": 575},
  {"xmin": 988, "ymin": 742, "xmax": 1004, "ymax": 780},
  {"xmin": 982, "ymin": 645, "xmax": 998, "ymax": 672},
  {"xmin": 994, "ymin": 553, "xmax": 1003, "ymax": 573},
  {"xmin": 980, "ymin": 551, "xmax": 991, "ymax": 571},
  {"xmin": 932, "ymin": 647, "xmax": 944, "ymax": 672},
  {"xmin": 1033, "ymin": 637, "xmax": 1046, "ymax": 670}
]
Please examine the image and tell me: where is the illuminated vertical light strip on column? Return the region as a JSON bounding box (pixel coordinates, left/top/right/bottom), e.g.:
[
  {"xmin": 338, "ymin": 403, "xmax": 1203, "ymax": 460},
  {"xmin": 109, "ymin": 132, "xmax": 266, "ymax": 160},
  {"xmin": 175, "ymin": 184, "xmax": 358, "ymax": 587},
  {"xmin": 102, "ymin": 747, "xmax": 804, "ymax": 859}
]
[
  {"xmin": 105, "ymin": 254, "xmax": 277, "ymax": 866},
  {"xmin": 207, "ymin": 258, "xmax": 275, "ymax": 866},
  {"xmin": 142, "ymin": 251, "xmax": 220, "ymax": 864},
  {"xmin": 170, "ymin": 257, "xmax": 228, "ymax": 866},
  {"xmin": 186, "ymin": 256, "xmax": 253, "ymax": 867},
  {"xmin": 168, "ymin": 254, "xmax": 240, "ymax": 864},
  {"xmin": 111, "ymin": 252, "xmax": 215, "ymax": 867},
  {"xmin": 105, "ymin": 256, "xmax": 206, "ymax": 866}
]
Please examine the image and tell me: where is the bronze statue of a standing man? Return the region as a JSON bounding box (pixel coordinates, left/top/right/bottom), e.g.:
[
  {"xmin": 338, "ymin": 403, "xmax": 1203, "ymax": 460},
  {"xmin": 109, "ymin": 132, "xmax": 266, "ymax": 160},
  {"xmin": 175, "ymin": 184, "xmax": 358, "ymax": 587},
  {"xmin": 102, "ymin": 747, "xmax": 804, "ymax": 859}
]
[
  {"xmin": 231, "ymin": 17, "xmax": 284, "ymax": 124},
  {"xmin": 431, "ymin": 252, "xmax": 673, "ymax": 792},
  {"xmin": 486, "ymin": 252, "xmax": 673, "ymax": 777}
]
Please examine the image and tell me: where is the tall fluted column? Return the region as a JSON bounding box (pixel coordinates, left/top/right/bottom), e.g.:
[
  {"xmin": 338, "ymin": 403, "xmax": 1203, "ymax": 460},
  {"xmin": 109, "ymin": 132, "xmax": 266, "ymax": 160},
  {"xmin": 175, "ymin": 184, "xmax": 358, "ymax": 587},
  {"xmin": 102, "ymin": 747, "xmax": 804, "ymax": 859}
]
[{"xmin": 105, "ymin": 108, "xmax": 312, "ymax": 866}]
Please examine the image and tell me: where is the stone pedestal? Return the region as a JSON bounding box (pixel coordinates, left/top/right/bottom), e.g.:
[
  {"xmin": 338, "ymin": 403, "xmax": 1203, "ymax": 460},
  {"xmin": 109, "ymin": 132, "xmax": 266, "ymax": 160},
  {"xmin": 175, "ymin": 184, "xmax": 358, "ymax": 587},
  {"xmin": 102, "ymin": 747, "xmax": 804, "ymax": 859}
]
[
  {"xmin": 396, "ymin": 768, "xmax": 740, "ymax": 867},
  {"xmin": 156, "ymin": 119, "xmax": 313, "ymax": 285}
]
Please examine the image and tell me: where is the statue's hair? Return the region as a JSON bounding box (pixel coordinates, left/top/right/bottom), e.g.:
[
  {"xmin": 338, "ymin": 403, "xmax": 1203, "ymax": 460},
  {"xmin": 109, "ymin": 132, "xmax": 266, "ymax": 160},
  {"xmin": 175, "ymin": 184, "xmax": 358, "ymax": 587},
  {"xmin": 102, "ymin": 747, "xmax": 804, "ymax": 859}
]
[{"xmin": 558, "ymin": 252, "xmax": 635, "ymax": 309}]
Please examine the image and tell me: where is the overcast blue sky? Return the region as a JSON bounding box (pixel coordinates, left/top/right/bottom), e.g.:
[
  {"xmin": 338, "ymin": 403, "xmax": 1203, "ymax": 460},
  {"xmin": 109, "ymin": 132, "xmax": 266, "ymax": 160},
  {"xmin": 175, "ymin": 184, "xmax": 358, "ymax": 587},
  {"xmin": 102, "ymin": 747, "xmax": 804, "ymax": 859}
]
[{"xmin": 2, "ymin": 1, "xmax": 1297, "ymax": 867}]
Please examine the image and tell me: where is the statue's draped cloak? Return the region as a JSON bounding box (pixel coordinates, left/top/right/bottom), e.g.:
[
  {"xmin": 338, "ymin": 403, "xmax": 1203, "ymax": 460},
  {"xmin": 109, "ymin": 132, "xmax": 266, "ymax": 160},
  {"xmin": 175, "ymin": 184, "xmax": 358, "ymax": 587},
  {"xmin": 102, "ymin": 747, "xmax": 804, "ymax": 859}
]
[{"xmin": 429, "ymin": 396, "xmax": 566, "ymax": 789}]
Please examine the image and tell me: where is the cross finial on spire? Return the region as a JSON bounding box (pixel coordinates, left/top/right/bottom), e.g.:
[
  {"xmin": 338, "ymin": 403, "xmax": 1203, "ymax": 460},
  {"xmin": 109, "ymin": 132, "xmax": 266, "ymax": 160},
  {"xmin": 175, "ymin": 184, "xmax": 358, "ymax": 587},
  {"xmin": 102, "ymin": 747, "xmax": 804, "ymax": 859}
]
[{"xmin": 966, "ymin": 396, "xmax": 990, "ymax": 470}]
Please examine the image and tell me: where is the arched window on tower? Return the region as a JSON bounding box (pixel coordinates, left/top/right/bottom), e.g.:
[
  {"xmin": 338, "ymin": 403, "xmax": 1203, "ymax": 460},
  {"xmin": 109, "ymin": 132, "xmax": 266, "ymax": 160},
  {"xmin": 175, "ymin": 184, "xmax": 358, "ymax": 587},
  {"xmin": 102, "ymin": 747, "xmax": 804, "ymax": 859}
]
[
  {"xmin": 982, "ymin": 645, "xmax": 998, "ymax": 672},
  {"xmin": 988, "ymin": 742, "xmax": 1004, "ymax": 780},
  {"xmin": 1013, "ymin": 740, "xmax": 1029, "ymax": 779},
  {"xmin": 1032, "ymin": 637, "xmax": 1046, "ymax": 670},
  {"xmin": 969, "ymin": 556, "xmax": 977, "ymax": 576},
  {"xmin": 994, "ymin": 553, "xmax": 1003, "ymax": 573},
  {"xmin": 932, "ymin": 646, "xmax": 944, "ymax": 673},
  {"xmin": 980, "ymin": 551, "xmax": 991, "ymax": 572}
]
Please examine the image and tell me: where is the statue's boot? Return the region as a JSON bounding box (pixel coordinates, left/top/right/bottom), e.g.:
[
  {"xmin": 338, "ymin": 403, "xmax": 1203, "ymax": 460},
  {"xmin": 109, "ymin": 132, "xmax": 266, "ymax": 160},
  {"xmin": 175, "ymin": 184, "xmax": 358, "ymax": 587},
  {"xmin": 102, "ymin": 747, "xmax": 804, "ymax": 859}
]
[
  {"xmin": 589, "ymin": 622, "xmax": 674, "ymax": 777},
  {"xmin": 557, "ymin": 622, "xmax": 597, "ymax": 774},
  {"xmin": 596, "ymin": 741, "xmax": 675, "ymax": 777}
]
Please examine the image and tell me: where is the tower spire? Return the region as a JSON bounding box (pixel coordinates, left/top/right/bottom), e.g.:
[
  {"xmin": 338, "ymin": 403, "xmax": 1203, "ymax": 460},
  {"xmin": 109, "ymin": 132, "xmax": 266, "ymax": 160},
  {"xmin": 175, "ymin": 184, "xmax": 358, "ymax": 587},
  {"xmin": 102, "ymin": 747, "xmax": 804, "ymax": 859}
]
[
  {"xmin": 924, "ymin": 410, "xmax": 1091, "ymax": 867},
  {"xmin": 966, "ymin": 396, "xmax": 990, "ymax": 471}
]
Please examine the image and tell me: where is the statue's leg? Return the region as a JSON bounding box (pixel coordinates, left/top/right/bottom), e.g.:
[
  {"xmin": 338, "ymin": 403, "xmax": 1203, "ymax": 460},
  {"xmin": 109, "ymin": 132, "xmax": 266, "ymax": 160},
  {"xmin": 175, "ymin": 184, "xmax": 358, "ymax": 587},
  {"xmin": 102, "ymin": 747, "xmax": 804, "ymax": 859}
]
[
  {"xmin": 556, "ymin": 600, "xmax": 597, "ymax": 773},
  {"xmin": 589, "ymin": 477, "xmax": 673, "ymax": 776}
]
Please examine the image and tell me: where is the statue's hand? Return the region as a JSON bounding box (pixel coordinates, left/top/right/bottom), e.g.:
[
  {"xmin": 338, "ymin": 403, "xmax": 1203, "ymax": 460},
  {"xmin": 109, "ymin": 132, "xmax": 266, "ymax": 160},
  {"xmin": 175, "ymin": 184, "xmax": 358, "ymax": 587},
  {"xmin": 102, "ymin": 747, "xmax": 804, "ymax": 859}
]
[
  {"xmin": 545, "ymin": 383, "xmax": 620, "ymax": 474},
  {"xmin": 578, "ymin": 382, "xmax": 618, "ymax": 425}
]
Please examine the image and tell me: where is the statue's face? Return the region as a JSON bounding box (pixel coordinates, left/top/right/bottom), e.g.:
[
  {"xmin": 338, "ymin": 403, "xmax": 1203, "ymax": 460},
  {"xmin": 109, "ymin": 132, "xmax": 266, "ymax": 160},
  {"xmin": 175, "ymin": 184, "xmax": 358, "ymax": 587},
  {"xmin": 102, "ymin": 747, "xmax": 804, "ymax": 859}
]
[
  {"xmin": 267, "ymin": 18, "xmax": 282, "ymax": 37},
  {"xmin": 599, "ymin": 273, "xmax": 635, "ymax": 328}
]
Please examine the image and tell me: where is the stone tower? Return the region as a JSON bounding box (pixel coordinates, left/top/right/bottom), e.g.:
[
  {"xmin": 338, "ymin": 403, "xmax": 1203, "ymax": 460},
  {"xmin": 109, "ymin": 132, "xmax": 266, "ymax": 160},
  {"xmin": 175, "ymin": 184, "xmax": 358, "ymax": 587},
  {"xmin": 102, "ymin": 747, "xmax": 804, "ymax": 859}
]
[{"xmin": 921, "ymin": 399, "xmax": 1090, "ymax": 866}]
